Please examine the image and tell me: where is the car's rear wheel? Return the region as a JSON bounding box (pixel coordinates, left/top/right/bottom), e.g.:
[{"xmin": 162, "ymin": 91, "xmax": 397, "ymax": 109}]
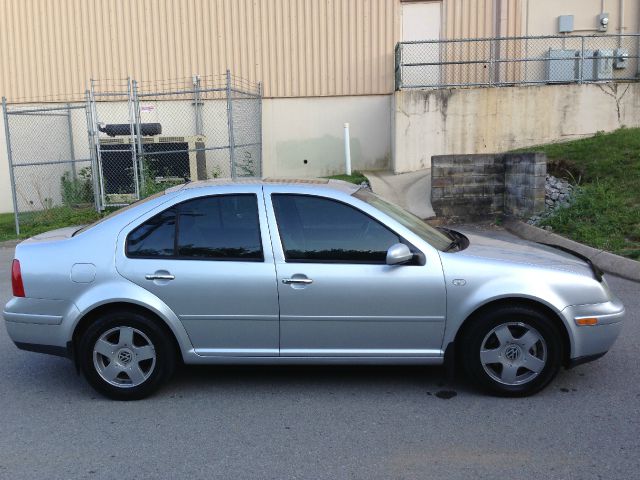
[
  {"xmin": 78, "ymin": 310, "xmax": 176, "ymax": 400},
  {"xmin": 459, "ymin": 306, "xmax": 564, "ymax": 396}
]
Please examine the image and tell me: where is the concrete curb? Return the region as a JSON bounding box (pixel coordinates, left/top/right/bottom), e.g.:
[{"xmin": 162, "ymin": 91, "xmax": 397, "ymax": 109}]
[
  {"xmin": 0, "ymin": 239, "xmax": 19, "ymax": 249},
  {"xmin": 503, "ymin": 218, "xmax": 640, "ymax": 282}
]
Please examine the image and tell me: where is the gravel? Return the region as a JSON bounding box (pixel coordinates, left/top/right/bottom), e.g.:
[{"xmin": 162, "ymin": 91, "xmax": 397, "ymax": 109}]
[{"xmin": 528, "ymin": 175, "xmax": 575, "ymax": 228}]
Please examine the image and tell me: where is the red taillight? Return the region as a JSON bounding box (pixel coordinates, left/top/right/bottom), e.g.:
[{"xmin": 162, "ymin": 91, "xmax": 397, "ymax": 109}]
[{"xmin": 11, "ymin": 259, "xmax": 25, "ymax": 297}]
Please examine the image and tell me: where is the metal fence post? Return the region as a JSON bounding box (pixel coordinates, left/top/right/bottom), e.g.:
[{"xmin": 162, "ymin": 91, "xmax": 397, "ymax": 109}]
[
  {"xmin": 2, "ymin": 97, "xmax": 20, "ymax": 235},
  {"xmin": 489, "ymin": 38, "xmax": 495, "ymax": 87},
  {"xmin": 89, "ymin": 80, "xmax": 106, "ymax": 211},
  {"xmin": 394, "ymin": 43, "xmax": 403, "ymax": 90},
  {"xmin": 578, "ymin": 35, "xmax": 585, "ymax": 84},
  {"xmin": 66, "ymin": 103, "xmax": 77, "ymax": 179},
  {"xmin": 132, "ymin": 79, "xmax": 145, "ymax": 196},
  {"xmin": 257, "ymin": 81, "xmax": 263, "ymax": 178},
  {"xmin": 85, "ymin": 90, "xmax": 101, "ymax": 212},
  {"xmin": 126, "ymin": 78, "xmax": 140, "ymax": 199},
  {"xmin": 226, "ymin": 69, "xmax": 237, "ymax": 179},
  {"xmin": 194, "ymin": 75, "xmax": 203, "ymax": 135}
]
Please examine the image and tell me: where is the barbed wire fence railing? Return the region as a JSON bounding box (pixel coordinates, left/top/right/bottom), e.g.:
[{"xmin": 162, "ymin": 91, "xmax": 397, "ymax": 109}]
[
  {"xmin": 2, "ymin": 70, "xmax": 262, "ymax": 234},
  {"xmin": 395, "ymin": 34, "xmax": 640, "ymax": 90}
]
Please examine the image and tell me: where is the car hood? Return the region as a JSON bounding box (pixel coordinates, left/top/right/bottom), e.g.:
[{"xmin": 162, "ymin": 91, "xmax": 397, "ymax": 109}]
[{"xmin": 454, "ymin": 231, "xmax": 594, "ymax": 277}]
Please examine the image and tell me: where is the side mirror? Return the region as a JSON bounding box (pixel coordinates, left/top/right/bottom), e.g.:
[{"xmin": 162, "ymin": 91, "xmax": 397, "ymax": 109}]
[{"xmin": 386, "ymin": 243, "xmax": 413, "ymax": 265}]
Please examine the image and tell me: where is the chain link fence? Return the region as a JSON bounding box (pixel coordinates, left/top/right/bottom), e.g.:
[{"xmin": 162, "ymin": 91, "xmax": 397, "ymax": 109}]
[
  {"xmin": 396, "ymin": 34, "xmax": 640, "ymax": 89},
  {"xmin": 3, "ymin": 71, "xmax": 262, "ymax": 235}
]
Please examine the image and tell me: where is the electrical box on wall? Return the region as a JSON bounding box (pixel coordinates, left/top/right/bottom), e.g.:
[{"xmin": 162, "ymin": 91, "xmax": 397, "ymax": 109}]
[
  {"xmin": 614, "ymin": 48, "xmax": 628, "ymax": 69},
  {"xmin": 597, "ymin": 13, "xmax": 609, "ymax": 31},
  {"xmin": 594, "ymin": 50, "xmax": 614, "ymax": 79},
  {"xmin": 558, "ymin": 15, "xmax": 574, "ymax": 33}
]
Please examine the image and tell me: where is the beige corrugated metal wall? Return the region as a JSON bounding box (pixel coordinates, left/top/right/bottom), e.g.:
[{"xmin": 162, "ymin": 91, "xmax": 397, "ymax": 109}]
[
  {"xmin": 0, "ymin": 0, "xmax": 400, "ymax": 101},
  {"xmin": 440, "ymin": 0, "xmax": 524, "ymax": 85},
  {"xmin": 0, "ymin": 0, "xmax": 533, "ymax": 101},
  {"xmin": 443, "ymin": 0, "xmax": 524, "ymax": 38}
]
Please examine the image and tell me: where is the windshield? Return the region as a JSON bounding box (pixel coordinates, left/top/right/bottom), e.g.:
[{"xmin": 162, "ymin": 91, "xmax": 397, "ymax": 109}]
[
  {"xmin": 73, "ymin": 191, "xmax": 167, "ymax": 236},
  {"xmin": 353, "ymin": 189, "xmax": 452, "ymax": 251}
]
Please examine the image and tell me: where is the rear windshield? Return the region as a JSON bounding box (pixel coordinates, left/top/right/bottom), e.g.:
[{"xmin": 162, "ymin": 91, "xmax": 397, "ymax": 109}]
[
  {"xmin": 353, "ymin": 189, "xmax": 451, "ymax": 251},
  {"xmin": 73, "ymin": 192, "xmax": 167, "ymax": 236}
]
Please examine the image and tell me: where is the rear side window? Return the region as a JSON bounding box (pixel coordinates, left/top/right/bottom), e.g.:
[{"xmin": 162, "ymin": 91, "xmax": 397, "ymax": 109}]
[
  {"xmin": 271, "ymin": 194, "xmax": 400, "ymax": 263},
  {"xmin": 127, "ymin": 208, "xmax": 176, "ymax": 257},
  {"xmin": 127, "ymin": 194, "xmax": 263, "ymax": 261}
]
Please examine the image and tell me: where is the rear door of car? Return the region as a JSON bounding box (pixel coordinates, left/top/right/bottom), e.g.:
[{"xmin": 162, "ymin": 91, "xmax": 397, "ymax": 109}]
[
  {"xmin": 263, "ymin": 185, "xmax": 447, "ymax": 358},
  {"xmin": 115, "ymin": 185, "xmax": 280, "ymax": 356}
]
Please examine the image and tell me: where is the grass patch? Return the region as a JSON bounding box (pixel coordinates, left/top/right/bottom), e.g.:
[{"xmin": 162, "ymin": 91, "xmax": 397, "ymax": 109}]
[
  {"xmin": 326, "ymin": 170, "xmax": 369, "ymax": 185},
  {"xmin": 0, "ymin": 206, "xmax": 102, "ymax": 242},
  {"xmin": 520, "ymin": 128, "xmax": 640, "ymax": 260}
]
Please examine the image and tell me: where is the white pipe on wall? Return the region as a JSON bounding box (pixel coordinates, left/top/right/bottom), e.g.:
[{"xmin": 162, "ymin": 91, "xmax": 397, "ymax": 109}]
[
  {"xmin": 619, "ymin": 0, "xmax": 625, "ymax": 48},
  {"xmin": 344, "ymin": 122, "xmax": 351, "ymax": 176}
]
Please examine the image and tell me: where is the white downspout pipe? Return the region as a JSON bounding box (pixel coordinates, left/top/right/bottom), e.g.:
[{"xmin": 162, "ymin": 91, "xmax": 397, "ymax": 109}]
[{"xmin": 344, "ymin": 123, "xmax": 352, "ymax": 176}]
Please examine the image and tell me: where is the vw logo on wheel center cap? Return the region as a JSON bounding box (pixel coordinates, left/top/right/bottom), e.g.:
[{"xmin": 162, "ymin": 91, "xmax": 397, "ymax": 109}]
[
  {"xmin": 504, "ymin": 344, "xmax": 522, "ymax": 361},
  {"xmin": 117, "ymin": 349, "xmax": 133, "ymax": 365}
]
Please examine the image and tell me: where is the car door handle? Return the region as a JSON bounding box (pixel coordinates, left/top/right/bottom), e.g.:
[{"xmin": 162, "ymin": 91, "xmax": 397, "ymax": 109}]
[
  {"xmin": 145, "ymin": 274, "xmax": 175, "ymax": 281},
  {"xmin": 282, "ymin": 278, "xmax": 313, "ymax": 285}
]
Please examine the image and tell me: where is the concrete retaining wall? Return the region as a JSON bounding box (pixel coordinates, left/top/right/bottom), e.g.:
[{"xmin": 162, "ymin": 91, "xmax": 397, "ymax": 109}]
[
  {"xmin": 431, "ymin": 153, "xmax": 546, "ymax": 221},
  {"xmin": 393, "ymin": 82, "xmax": 640, "ymax": 173}
]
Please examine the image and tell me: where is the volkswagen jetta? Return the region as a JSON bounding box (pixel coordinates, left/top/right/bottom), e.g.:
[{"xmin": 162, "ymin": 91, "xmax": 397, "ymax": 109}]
[{"xmin": 3, "ymin": 179, "xmax": 625, "ymax": 399}]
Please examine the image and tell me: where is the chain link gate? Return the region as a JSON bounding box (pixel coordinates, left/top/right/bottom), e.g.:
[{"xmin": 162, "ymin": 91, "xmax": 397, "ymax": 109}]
[
  {"xmin": 3, "ymin": 71, "xmax": 262, "ymax": 234},
  {"xmin": 88, "ymin": 79, "xmax": 141, "ymax": 209},
  {"xmin": 2, "ymin": 98, "xmax": 95, "ymax": 235}
]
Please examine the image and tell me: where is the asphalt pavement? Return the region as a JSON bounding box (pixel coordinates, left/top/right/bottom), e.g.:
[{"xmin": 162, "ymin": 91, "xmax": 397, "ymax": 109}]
[{"xmin": 0, "ymin": 235, "xmax": 638, "ymax": 480}]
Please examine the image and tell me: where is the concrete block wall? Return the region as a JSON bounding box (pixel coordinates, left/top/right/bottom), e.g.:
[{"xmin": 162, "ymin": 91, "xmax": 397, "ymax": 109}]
[
  {"xmin": 504, "ymin": 153, "xmax": 546, "ymax": 217},
  {"xmin": 431, "ymin": 153, "xmax": 546, "ymax": 221}
]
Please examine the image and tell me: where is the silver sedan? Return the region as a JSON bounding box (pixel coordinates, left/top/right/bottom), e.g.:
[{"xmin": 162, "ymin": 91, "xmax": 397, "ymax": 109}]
[{"xmin": 3, "ymin": 179, "xmax": 625, "ymax": 399}]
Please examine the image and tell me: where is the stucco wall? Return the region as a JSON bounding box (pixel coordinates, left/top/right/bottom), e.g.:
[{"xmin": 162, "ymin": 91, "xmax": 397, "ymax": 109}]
[
  {"xmin": 262, "ymin": 95, "xmax": 391, "ymax": 178},
  {"xmin": 392, "ymin": 81, "xmax": 640, "ymax": 173}
]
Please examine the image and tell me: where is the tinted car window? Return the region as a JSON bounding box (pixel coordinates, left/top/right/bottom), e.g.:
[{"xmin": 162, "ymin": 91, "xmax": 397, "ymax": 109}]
[
  {"xmin": 127, "ymin": 194, "xmax": 262, "ymax": 261},
  {"xmin": 177, "ymin": 195, "xmax": 262, "ymax": 260},
  {"xmin": 272, "ymin": 194, "xmax": 400, "ymax": 263},
  {"xmin": 127, "ymin": 208, "xmax": 176, "ymax": 257}
]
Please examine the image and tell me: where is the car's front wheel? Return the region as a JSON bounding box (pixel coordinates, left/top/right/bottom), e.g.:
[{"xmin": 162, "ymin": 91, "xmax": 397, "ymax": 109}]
[
  {"xmin": 459, "ymin": 306, "xmax": 564, "ymax": 396},
  {"xmin": 78, "ymin": 310, "xmax": 176, "ymax": 400}
]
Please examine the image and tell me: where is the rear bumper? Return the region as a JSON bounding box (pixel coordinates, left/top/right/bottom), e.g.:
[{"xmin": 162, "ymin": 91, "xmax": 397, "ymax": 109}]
[{"xmin": 3, "ymin": 297, "xmax": 79, "ymax": 357}]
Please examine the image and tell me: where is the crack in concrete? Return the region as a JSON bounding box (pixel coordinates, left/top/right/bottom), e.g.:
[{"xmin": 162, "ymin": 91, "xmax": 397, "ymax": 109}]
[{"xmin": 596, "ymin": 83, "xmax": 631, "ymax": 123}]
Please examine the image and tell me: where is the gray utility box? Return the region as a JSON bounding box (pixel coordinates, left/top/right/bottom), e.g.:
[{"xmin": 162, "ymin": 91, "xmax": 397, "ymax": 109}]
[
  {"xmin": 594, "ymin": 49, "xmax": 614, "ymax": 80},
  {"xmin": 547, "ymin": 49, "xmax": 578, "ymax": 83},
  {"xmin": 614, "ymin": 48, "xmax": 628, "ymax": 69},
  {"xmin": 558, "ymin": 15, "xmax": 574, "ymax": 33},
  {"xmin": 581, "ymin": 49, "xmax": 596, "ymax": 81}
]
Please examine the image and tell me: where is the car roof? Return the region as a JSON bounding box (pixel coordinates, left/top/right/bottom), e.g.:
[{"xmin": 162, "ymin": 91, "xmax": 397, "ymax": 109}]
[{"xmin": 166, "ymin": 178, "xmax": 361, "ymax": 195}]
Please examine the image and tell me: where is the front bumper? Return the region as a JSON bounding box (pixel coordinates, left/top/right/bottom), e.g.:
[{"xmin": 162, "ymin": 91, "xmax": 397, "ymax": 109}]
[{"xmin": 562, "ymin": 297, "xmax": 625, "ymax": 361}]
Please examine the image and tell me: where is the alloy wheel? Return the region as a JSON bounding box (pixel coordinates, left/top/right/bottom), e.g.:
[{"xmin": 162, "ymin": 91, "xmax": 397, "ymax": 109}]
[
  {"xmin": 93, "ymin": 326, "xmax": 157, "ymax": 388},
  {"xmin": 479, "ymin": 322, "xmax": 547, "ymax": 386}
]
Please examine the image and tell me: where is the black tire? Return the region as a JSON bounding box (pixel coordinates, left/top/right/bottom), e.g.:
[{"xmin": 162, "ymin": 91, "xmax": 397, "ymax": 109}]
[
  {"xmin": 459, "ymin": 305, "xmax": 564, "ymax": 397},
  {"xmin": 78, "ymin": 309, "xmax": 177, "ymax": 400}
]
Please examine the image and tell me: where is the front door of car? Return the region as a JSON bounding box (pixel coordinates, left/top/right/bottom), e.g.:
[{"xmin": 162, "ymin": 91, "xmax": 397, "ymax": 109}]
[
  {"xmin": 116, "ymin": 188, "xmax": 279, "ymax": 356},
  {"xmin": 263, "ymin": 188, "xmax": 447, "ymax": 357}
]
